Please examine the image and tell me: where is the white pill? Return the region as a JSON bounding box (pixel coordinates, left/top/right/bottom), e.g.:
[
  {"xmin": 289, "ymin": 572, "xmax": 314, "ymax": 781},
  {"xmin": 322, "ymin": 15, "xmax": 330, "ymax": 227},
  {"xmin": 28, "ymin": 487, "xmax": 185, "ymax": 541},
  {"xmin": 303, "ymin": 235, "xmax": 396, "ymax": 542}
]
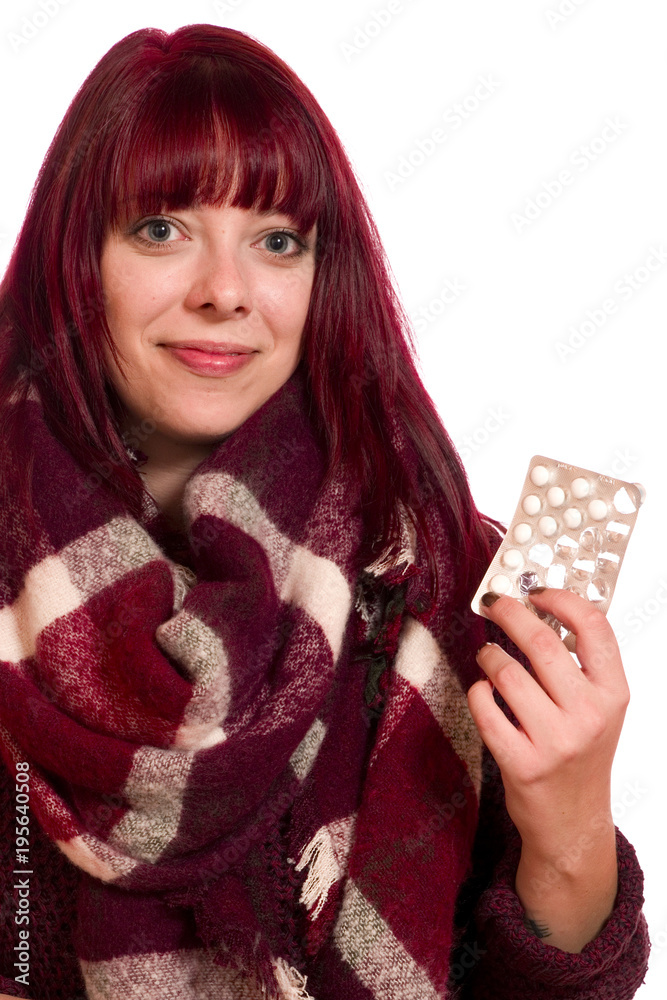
[
  {"xmin": 502, "ymin": 548, "xmax": 524, "ymax": 570},
  {"xmin": 522, "ymin": 494, "xmax": 541, "ymax": 516},
  {"xmin": 571, "ymin": 477, "xmax": 590, "ymax": 499},
  {"xmin": 588, "ymin": 499, "xmax": 608, "ymax": 521},
  {"xmin": 513, "ymin": 522, "xmax": 532, "ymax": 544},
  {"xmin": 490, "ymin": 573, "xmax": 512, "ymax": 595},
  {"xmin": 547, "ymin": 486, "xmax": 565, "ymax": 508},
  {"xmin": 530, "ymin": 465, "xmax": 549, "ymax": 487},
  {"xmin": 538, "ymin": 516, "xmax": 557, "ymax": 537},
  {"xmin": 563, "ymin": 507, "xmax": 582, "ymax": 529}
]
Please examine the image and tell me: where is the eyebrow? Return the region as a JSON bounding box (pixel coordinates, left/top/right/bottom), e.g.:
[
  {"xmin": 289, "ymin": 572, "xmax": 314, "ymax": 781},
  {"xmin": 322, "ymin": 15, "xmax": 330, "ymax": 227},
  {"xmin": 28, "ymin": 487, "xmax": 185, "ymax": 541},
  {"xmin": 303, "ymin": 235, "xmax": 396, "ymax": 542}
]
[{"xmin": 255, "ymin": 209, "xmax": 317, "ymax": 232}]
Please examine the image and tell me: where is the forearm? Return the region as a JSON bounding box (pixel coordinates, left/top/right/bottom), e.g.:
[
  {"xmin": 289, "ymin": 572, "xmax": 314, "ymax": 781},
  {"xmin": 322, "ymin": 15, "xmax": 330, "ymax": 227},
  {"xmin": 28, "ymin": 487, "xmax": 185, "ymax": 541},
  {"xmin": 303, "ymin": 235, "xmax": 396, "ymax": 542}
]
[{"xmin": 515, "ymin": 814, "xmax": 618, "ymax": 953}]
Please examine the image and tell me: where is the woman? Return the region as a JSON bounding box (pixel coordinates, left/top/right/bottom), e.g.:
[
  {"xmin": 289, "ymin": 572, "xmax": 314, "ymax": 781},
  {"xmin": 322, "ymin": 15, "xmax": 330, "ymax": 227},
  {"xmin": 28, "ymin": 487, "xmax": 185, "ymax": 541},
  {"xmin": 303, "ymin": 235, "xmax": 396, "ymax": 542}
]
[{"xmin": 0, "ymin": 23, "xmax": 649, "ymax": 1000}]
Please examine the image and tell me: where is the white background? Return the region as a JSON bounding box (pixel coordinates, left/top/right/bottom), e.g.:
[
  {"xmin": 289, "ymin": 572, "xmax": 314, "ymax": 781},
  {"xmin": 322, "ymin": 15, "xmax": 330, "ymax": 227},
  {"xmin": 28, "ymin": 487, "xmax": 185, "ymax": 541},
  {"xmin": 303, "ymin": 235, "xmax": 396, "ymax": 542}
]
[{"xmin": 1, "ymin": 0, "xmax": 665, "ymax": 994}]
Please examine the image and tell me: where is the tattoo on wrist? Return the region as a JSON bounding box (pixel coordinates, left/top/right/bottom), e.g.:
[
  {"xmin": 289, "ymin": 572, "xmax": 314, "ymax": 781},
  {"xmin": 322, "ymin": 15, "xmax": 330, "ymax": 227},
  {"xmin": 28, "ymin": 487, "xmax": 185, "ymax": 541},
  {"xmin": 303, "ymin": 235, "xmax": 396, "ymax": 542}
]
[{"xmin": 524, "ymin": 916, "xmax": 552, "ymax": 939}]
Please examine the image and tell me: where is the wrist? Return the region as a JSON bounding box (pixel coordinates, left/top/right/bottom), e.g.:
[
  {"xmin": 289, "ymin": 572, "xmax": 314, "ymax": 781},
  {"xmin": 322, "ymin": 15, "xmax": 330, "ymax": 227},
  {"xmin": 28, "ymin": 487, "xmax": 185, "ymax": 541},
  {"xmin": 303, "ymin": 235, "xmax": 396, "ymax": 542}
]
[
  {"xmin": 515, "ymin": 827, "xmax": 618, "ymax": 953},
  {"xmin": 515, "ymin": 803, "xmax": 615, "ymax": 878},
  {"xmin": 517, "ymin": 827, "xmax": 617, "ymax": 896}
]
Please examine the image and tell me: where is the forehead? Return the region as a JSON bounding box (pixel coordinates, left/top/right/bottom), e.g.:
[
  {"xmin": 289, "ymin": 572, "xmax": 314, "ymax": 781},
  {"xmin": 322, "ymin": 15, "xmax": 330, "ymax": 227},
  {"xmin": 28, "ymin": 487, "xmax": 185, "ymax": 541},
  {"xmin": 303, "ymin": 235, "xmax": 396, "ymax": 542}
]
[{"xmin": 104, "ymin": 82, "xmax": 324, "ymax": 237}]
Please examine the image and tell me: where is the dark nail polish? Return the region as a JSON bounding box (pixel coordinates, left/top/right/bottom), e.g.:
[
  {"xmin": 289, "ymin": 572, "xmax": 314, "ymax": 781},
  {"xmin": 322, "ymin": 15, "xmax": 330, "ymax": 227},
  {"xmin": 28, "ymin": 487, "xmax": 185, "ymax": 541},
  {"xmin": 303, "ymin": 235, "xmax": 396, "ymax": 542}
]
[
  {"xmin": 480, "ymin": 592, "xmax": 501, "ymax": 607},
  {"xmin": 528, "ymin": 586, "xmax": 547, "ymax": 594}
]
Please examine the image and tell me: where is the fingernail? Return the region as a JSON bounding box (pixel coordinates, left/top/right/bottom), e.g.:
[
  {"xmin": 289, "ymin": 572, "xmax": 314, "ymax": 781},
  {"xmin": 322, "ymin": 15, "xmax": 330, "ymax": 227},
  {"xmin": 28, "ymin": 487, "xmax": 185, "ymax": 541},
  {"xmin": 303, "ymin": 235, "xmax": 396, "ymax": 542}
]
[
  {"xmin": 528, "ymin": 586, "xmax": 547, "ymax": 594},
  {"xmin": 481, "ymin": 592, "xmax": 501, "ymax": 607}
]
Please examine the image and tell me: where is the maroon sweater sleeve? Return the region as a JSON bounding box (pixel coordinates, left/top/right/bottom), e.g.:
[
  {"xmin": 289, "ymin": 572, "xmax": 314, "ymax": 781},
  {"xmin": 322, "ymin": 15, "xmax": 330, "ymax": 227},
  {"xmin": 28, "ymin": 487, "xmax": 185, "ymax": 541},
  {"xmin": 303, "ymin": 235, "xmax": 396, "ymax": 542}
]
[
  {"xmin": 468, "ymin": 820, "xmax": 650, "ymax": 999},
  {"xmin": 448, "ymin": 610, "xmax": 651, "ymax": 999}
]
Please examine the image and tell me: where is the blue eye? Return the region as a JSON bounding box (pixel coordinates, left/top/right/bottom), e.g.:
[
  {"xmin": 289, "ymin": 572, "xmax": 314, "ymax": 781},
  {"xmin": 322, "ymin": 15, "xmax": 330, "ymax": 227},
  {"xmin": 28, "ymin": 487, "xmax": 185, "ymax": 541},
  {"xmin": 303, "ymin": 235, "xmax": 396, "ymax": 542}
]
[
  {"xmin": 145, "ymin": 220, "xmax": 173, "ymax": 242},
  {"xmin": 262, "ymin": 230, "xmax": 307, "ymax": 259},
  {"xmin": 129, "ymin": 217, "xmax": 182, "ymax": 249},
  {"xmin": 265, "ymin": 232, "xmax": 291, "ymax": 254}
]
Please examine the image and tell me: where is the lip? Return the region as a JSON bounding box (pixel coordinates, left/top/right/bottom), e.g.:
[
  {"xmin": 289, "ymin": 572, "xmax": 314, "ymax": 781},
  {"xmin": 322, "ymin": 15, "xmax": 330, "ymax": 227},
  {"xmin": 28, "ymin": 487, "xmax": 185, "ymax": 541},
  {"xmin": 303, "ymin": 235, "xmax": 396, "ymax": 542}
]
[
  {"xmin": 163, "ymin": 340, "xmax": 256, "ymax": 354},
  {"xmin": 162, "ymin": 343, "xmax": 257, "ymax": 376}
]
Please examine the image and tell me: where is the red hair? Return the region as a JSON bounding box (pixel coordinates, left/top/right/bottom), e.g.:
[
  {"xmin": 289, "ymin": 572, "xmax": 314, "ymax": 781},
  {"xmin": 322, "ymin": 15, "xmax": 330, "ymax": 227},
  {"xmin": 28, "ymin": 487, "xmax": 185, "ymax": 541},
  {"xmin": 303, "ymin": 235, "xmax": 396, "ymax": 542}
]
[{"xmin": 0, "ymin": 24, "xmax": 497, "ymax": 602}]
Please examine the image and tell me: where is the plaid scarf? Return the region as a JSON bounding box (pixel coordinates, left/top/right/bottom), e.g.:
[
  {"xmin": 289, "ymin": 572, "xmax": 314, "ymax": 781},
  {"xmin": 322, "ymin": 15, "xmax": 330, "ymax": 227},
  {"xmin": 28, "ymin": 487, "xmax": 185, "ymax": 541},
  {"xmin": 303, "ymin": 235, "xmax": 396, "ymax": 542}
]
[{"xmin": 0, "ymin": 363, "xmax": 489, "ymax": 999}]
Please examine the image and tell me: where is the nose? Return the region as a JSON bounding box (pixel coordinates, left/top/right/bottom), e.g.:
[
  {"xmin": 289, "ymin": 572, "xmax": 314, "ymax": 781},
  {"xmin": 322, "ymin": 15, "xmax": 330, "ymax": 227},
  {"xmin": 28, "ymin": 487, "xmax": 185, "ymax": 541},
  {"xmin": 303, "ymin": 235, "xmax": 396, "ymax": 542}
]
[{"xmin": 184, "ymin": 242, "xmax": 252, "ymax": 319}]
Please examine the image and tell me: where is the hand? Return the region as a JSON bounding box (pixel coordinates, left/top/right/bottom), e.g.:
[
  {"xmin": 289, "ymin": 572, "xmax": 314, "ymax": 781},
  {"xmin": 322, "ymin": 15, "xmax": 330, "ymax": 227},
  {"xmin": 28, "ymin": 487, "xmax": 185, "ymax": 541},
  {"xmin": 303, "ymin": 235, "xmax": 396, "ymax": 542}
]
[{"xmin": 467, "ymin": 588, "xmax": 629, "ymax": 952}]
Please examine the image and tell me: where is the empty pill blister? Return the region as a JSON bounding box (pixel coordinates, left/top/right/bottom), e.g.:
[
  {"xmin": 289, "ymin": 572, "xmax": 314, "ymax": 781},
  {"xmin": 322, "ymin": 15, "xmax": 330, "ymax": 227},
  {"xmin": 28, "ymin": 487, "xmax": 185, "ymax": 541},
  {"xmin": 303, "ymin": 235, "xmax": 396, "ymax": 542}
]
[{"xmin": 471, "ymin": 455, "xmax": 645, "ymax": 650}]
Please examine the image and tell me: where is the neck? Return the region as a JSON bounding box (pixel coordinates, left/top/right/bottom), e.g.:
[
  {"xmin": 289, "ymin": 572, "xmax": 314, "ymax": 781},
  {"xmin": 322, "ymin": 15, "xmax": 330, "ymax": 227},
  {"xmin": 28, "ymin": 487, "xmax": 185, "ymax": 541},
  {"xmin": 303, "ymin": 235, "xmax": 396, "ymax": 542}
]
[{"xmin": 131, "ymin": 435, "xmax": 221, "ymax": 531}]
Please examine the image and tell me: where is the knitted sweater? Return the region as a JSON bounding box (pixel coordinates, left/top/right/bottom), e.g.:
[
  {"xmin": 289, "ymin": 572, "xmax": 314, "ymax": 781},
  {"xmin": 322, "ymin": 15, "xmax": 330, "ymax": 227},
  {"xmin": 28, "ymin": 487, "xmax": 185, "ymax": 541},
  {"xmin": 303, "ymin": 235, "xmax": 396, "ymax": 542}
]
[{"xmin": 0, "ymin": 527, "xmax": 650, "ymax": 999}]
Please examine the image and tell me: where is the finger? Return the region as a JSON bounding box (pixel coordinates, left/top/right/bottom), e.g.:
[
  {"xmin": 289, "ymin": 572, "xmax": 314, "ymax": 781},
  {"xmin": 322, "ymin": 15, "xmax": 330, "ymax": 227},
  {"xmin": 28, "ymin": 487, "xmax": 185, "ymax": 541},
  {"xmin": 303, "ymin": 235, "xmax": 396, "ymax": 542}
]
[
  {"xmin": 526, "ymin": 588, "xmax": 624, "ymax": 691},
  {"xmin": 467, "ymin": 674, "xmax": 527, "ymax": 766},
  {"xmin": 475, "ymin": 641, "xmax": 558, "ymax": 744},
  {"xmin": 479, "ymin": 593, "xmax": 586, "ymax": 710}
]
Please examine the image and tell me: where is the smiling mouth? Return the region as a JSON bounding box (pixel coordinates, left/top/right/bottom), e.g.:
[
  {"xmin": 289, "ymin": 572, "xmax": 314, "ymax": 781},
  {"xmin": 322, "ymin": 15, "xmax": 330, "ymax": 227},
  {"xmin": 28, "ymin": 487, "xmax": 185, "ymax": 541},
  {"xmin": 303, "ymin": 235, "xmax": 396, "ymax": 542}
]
[
  {"xmin": 162, "ymin": 344, "xmax": 257, "ymax": 377},
  {"xmin": 161, "ymin": 341, "xmax": 256, "ymax": 355}
]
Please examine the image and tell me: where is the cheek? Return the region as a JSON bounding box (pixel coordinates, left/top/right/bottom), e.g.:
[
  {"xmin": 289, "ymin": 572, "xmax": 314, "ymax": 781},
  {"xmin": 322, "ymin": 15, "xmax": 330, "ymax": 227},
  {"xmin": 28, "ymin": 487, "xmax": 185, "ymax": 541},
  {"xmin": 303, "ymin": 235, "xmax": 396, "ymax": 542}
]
[
  {"xmin": 100, "ymin": 256, "xmax": 137, "ymax": 337},
  {"xmin": 100, "ymin": 252, "xmax": 174, "ymax": 334},
  {"xmin": 262, "ymin": 272, "xmax": 314, "ymax": 335}
]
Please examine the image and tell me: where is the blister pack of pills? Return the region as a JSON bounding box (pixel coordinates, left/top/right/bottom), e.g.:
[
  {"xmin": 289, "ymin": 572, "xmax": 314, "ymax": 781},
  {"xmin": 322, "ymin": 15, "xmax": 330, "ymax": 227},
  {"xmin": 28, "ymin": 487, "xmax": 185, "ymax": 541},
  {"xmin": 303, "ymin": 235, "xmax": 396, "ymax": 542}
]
[{"xmin": 471, "ymin": 455, "xmax": 645, "ymax": 650}]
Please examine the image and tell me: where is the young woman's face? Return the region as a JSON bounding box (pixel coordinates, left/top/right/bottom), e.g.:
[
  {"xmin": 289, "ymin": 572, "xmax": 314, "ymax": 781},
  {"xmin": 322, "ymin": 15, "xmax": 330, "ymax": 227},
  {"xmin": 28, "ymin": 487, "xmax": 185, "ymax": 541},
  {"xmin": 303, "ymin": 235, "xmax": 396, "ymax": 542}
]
[{"xmin": 100, "ymin": 203, "xmax": 316, "ymax": 458}]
